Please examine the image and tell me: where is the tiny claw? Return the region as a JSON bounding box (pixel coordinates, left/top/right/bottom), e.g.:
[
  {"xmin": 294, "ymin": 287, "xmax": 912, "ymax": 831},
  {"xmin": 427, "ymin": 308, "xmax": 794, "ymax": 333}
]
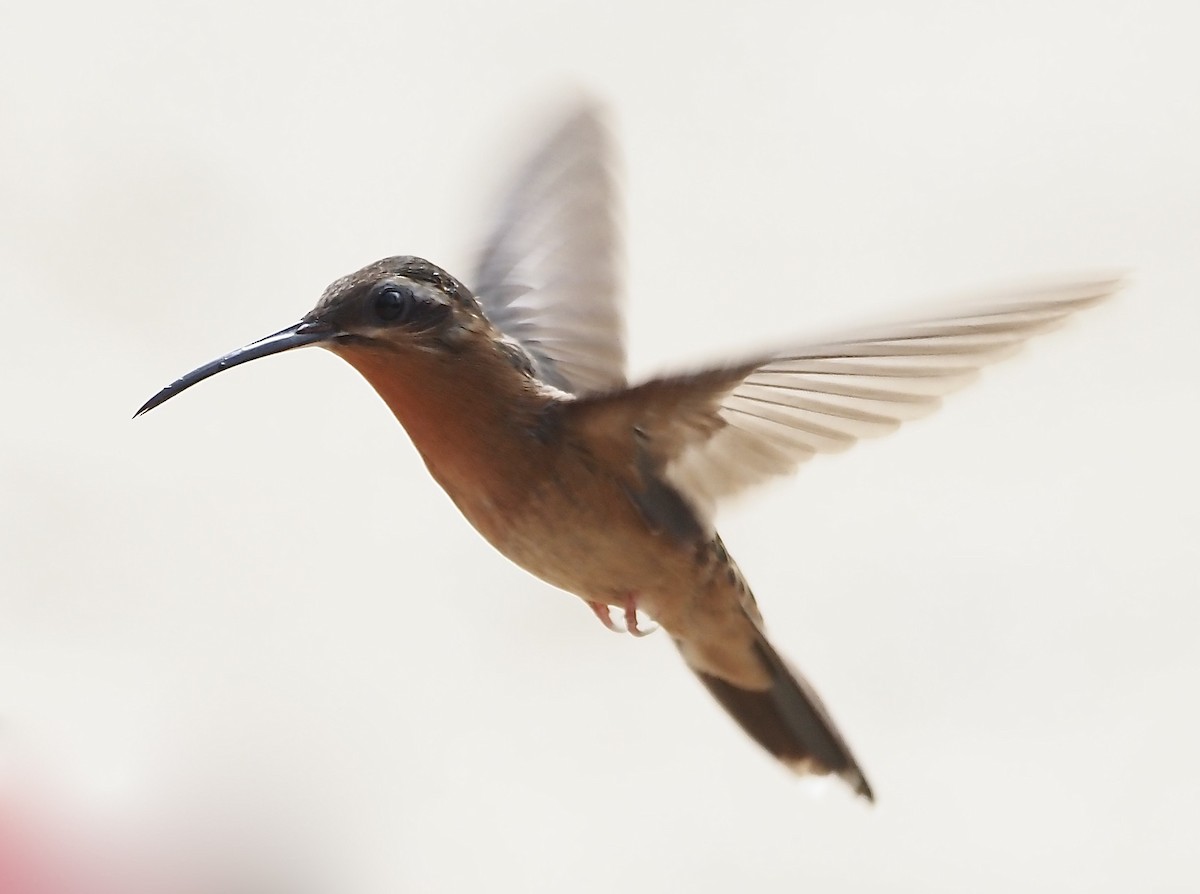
[
  {"xmin": 623, "ymin": 598, "xmax": 658, "ymax": 637},
  {"xmin": 588, "ymin": 600, "xmax": 621, "ymax": 633}
]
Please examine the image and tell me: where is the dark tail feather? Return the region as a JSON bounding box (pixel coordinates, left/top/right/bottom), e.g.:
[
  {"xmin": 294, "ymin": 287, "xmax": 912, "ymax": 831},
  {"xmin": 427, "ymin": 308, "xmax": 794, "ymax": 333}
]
[{"xmin": 691, "ymin": 632, "xmax": 874, "ymax": 801}]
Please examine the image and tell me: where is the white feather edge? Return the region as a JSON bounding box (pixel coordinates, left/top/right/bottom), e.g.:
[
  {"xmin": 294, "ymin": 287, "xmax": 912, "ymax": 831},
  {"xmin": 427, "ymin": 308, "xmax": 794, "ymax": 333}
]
[{"xmin": 665, "ymin": 276, "xmax": 1123, "ymax": 520}]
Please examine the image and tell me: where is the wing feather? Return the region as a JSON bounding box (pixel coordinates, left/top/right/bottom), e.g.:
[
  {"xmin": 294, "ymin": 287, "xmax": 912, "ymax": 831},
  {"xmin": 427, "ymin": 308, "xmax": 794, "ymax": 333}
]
[
  {"xmin": 571, "ymin": 278, "xmax": 1120, "ymax": 521},
  {"xmin": 471, "ymin": 102, "xmax": 625, "ymax": 394}
]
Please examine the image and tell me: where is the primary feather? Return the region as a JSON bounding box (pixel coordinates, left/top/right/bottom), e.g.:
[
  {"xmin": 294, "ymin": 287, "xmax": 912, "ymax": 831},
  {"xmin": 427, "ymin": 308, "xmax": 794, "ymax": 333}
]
[{"xmin": 471, "ymin": 102, "xmax": 625, "ymax": 394}]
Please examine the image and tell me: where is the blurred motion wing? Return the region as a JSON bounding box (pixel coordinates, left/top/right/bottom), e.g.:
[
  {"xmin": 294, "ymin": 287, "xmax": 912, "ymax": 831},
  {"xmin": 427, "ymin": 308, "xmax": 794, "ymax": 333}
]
[
  {"xmin": 573, "ymin": 278, "xmax": 1119, "ymax": 519},
  {"xmin": 471, "ymin": 102, "xmax": 625, "ymax": 394}
]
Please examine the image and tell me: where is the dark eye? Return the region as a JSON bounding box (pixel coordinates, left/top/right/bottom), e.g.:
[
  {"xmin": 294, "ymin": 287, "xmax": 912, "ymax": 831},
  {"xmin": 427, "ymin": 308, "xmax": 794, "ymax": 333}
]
[{"xmin": 372, "ymin": 284, "xmax": 417, "ymax": 323}]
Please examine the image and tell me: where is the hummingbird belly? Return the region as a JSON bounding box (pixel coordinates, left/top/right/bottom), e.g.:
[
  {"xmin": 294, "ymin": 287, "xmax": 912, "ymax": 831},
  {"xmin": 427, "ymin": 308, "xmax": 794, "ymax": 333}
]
[{"xmin": 445, "ymin": 447, "xmax": 702, "ymax": 630}]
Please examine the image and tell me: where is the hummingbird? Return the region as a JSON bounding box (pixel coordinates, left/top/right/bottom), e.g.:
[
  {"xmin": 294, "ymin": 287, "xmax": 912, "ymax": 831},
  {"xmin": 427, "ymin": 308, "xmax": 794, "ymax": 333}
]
[{"xmin": 136, "ymin": 103, "xmax": 1118, "ymax": 801}]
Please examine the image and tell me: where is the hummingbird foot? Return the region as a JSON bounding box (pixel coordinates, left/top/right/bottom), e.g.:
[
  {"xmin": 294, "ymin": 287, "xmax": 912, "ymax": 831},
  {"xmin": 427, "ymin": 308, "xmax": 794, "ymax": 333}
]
[{"xmin": 586, "ymin": 597, "xmax": 658, "ymax": 637}]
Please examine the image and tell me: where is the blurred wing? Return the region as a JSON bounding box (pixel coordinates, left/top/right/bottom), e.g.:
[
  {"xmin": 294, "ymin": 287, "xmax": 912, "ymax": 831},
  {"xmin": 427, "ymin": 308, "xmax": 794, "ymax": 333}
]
[
  {"xmin": 573, "ymin": 278, "xmax": 1119, "ymax": 520},
  {"xmin": 471, "ymin": 102, "xmax": 624, "ymax": 394}
]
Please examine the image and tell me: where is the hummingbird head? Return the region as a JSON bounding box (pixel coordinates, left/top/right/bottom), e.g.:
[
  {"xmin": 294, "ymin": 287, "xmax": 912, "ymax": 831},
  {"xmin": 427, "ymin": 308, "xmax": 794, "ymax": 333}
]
[
  {"xmin": 134, "ymin": 256, "xmax": 497, "ymax": 417},
  {"xmin": 309, "ymin": 255, "xmax": 488, "ymax": 347}
]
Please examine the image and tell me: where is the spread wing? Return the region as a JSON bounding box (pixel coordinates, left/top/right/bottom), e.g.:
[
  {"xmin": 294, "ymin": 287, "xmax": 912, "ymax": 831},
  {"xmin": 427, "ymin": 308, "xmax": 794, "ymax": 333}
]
[
  {"xmin": 571, "ymin": 278, "xmax": 1119, "ymax": 521},
  {"xmin": 471, "ymin": 101, "xmax": 625, "ymax": 394}
]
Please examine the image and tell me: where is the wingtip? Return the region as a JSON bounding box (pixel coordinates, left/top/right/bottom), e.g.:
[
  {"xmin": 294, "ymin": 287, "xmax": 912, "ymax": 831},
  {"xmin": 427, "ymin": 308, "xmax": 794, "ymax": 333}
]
[
  {"xmin": 1003, "ymin": 271, "xmax": 1128, "ymax": 310},
  {"xmin": 1056, "ymin": 272, "xmax": 1128, "ymax": 304}
]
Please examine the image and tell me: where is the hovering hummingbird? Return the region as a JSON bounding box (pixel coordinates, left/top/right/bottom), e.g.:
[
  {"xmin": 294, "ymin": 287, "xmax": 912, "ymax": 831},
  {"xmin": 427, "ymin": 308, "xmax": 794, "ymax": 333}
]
[{"xmin": 137, "ymin": 103, "xmax": 1118, "ymax": 800}]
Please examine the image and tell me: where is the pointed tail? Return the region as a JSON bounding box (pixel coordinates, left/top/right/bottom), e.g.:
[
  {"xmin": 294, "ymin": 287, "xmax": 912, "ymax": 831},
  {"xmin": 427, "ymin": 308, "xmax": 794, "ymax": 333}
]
[{"xmin": 686, "ymin": 628, "xmax": 874, "ymax": 801}]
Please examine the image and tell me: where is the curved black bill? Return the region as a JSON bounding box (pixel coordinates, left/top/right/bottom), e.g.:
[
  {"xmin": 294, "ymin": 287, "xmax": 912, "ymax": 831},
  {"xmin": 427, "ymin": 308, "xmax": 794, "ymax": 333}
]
[{"xmin": 134, "ymin": 321, "xmax": 336, "ymax": 418}]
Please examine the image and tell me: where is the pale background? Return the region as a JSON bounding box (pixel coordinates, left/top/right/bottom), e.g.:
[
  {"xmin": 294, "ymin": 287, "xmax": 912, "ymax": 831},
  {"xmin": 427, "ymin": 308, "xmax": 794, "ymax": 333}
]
[{"xmin": 1, "ymin": 1, "xmax": 1197, "ymax": 891}]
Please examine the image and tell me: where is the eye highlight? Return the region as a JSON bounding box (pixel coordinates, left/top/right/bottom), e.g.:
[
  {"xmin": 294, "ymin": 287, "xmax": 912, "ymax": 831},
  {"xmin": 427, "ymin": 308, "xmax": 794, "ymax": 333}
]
[{"xmin": 372, "ymin": 284, "xmax": 418, "ymax": 323}]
